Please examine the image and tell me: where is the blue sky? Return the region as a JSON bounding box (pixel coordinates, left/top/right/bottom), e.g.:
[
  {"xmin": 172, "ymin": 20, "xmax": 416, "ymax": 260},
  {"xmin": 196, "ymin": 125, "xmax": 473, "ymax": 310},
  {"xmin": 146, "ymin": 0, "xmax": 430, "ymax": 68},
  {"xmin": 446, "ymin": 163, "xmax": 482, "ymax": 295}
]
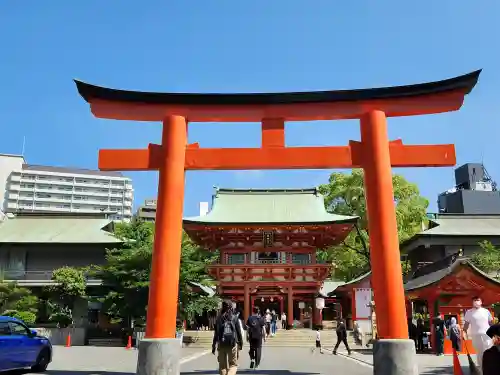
[{"xmin": 1, "ymin": 1, "xmax": 499, "ymax": 216}]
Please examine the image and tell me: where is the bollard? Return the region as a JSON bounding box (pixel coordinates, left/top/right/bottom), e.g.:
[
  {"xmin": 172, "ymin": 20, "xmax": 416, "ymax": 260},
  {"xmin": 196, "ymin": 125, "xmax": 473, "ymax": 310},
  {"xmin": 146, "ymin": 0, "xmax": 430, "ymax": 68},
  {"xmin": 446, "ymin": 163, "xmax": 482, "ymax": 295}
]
[
  {"xmin": 453, "ymin": 349, "xmax": 464, "ymax": 375},
  {"xmin": 65, "ymin": 333, "xmax": 71, "ymax": 347},
  {"xmin": 126, "ymin": 335, "xmax": 132, "ymax": 350}
]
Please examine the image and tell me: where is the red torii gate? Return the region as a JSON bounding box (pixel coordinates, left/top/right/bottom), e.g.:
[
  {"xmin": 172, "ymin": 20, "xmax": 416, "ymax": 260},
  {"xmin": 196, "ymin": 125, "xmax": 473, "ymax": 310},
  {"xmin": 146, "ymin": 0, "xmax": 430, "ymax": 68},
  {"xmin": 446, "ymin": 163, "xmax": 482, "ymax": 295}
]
[{"xmin": 75, "ymin": 70, "xmax": 480, "ymax": 373}]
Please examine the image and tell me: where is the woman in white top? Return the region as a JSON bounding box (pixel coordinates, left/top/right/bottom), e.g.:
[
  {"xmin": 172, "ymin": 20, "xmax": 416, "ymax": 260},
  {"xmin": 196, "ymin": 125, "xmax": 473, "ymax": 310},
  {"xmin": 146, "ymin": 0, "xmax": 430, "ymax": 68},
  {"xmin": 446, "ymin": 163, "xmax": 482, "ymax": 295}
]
[{"xmin": 463, "ymin": 296, "xmax": 493, "ymax": 369}]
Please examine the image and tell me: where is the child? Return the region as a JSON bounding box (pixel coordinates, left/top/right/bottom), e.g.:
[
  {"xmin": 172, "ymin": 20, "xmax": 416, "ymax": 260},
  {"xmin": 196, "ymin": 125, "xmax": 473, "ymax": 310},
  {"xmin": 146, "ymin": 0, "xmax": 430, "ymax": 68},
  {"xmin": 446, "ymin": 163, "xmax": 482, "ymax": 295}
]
[{"xmin": 311, "ymin": 328, "xmax": 323, "ymax": 354}]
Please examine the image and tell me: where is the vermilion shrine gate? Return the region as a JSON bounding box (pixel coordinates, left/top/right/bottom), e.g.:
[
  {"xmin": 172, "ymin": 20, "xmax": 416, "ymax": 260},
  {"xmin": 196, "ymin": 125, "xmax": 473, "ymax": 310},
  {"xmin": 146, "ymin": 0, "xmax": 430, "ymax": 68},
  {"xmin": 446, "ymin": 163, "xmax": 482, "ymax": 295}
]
[
  {"xmin": 75, "ymin": 70, "xmax": 480, "ymax": 375},
  {"xmin": 183, "ymin": 187, "xmax": 357, "ymax": 327}
]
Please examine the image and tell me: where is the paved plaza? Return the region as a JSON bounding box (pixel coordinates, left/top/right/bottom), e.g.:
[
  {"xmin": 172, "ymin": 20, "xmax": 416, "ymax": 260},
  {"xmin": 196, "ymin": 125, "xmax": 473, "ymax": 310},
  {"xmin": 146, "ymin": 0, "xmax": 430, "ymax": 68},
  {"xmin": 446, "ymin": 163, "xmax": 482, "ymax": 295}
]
[
  {"xmin": 22, "ymin": 346, "xmax": 370, "ymax": 375},
  {"xmin": 18, "ymin": 345, "xmax": 472, "ymax": 375}
]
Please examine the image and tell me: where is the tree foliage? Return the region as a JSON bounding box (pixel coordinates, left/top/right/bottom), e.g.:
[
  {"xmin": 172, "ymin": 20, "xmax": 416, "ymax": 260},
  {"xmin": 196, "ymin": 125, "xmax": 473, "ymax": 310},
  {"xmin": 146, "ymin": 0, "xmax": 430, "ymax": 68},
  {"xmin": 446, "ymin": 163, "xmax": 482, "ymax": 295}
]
[
  {"xmin": 45, "ymin": 266, "xmax": 87, "ymax": 327},
  {"xmin": 318, "ymin": 169, "xmax": 428, "ymax": 281},
  {"xmin": 0, "ymin": 279, "xmax": 39, "ymax": 325},
  {"xmin": 471, "ymin": 241, "xmax": 500, "ymax": 278},
  {"xmin": 91, "ymin": 220, "xmax": 220, "ymax": 325}
]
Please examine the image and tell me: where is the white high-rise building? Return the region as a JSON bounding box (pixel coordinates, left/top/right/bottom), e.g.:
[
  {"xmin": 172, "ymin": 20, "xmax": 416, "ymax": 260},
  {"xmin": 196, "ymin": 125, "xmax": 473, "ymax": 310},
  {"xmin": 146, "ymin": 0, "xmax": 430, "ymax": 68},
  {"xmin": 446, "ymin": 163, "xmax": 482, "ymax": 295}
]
[{"xmin": 1, "ymin": 158, "xmax": 134, "ymax": 222}]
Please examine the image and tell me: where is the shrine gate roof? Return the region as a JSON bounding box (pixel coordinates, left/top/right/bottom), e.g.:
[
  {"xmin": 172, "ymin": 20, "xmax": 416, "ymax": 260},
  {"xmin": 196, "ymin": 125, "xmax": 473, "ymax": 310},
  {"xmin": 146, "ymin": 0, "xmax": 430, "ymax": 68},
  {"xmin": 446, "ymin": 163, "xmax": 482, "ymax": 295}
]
[
  {"xmin": 401, "ymin": 214, "xmax": 500, "ymax": 253},
  {"xmin": 404, "ymin": 256, "xmax": 500, "ymax": 292},
  {"xmin": 75, "ymin": 71, "xmax": 479, "ymax": 107},
  {"xmin": 183, "ymin": 188, "xmax": 358, "ymax": 226}
]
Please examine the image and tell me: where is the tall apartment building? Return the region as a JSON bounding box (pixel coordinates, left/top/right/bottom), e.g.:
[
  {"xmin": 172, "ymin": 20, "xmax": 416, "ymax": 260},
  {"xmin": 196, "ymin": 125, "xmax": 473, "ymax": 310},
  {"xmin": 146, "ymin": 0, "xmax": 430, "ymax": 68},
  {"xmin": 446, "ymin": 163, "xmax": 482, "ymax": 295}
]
[{"xmin": 1, "ymin": 160, "xmax": 134, "ymax": 222}]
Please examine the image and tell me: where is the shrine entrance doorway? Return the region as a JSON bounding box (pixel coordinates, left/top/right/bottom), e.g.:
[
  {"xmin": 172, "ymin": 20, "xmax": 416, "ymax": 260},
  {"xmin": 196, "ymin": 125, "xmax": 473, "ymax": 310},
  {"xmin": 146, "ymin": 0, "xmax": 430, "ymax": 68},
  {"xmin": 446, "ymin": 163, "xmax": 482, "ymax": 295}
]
[{"xmin": 254, "ymin": 297, "xmax": 281, "ymax": 315}]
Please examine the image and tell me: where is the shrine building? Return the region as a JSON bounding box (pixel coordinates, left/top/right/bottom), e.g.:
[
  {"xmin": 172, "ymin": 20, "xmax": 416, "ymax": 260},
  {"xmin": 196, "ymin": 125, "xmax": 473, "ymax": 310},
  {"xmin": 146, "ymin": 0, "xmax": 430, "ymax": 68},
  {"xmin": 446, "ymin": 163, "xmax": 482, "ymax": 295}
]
[{"xmin": 183, "ymin": 188, "xmax": 358, "ymax": 328}]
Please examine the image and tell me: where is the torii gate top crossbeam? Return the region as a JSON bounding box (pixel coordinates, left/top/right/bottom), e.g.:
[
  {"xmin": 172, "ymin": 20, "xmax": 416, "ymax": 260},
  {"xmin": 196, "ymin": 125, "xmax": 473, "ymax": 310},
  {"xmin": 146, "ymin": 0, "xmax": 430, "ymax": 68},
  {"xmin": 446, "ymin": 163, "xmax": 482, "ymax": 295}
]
[{"xmin": 74, "ymin": 70, "xmax": 480, "ymax": 122}]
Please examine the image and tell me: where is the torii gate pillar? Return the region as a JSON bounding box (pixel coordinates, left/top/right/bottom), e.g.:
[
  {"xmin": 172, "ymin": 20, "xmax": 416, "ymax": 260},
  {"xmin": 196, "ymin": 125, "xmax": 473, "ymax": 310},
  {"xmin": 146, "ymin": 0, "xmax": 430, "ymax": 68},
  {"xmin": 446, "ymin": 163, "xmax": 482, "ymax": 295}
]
[{"xmin": 145, "ymin": 115, "xmax": 187, "ymax": 340}]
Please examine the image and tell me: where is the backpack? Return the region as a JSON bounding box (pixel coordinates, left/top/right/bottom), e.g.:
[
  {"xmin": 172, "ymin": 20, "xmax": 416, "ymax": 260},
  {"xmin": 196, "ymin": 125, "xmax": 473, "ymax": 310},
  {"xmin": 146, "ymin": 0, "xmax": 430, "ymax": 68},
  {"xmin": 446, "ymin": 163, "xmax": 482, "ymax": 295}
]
[
  {"xmin": 219, "ymin": 318, "xmax": 236, "ymax": 347},
  {"xmin": 248, "ymin": 316, "xmax": 262, "ymax": 340}
]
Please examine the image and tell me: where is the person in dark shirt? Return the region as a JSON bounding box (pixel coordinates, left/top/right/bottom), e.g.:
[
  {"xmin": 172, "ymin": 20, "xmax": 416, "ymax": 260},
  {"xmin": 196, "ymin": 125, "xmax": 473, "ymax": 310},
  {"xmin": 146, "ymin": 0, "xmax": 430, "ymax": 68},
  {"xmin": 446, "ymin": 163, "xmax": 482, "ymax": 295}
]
[
  {"xmin": 482, "ymin": 324, "xmax": 500, "ymax": 375},
  {"xmin": 408, "ymin": 318, "xmax": 417, "ymax": 350},
  {"xmin": 212, "ymin": 300, "xmax": 243, "ymax": 375},
  {"xmin": 246, "ymin": 306, "xmax": 266, "ymax": 369},
  {"xmin": 333, "ymin": 319, "xmax": 351, "ymax": 355},
  {"xmin": 415, "ymin": 319, "xmax": 426, "ymax": 352},
  {"xmin": 449, "ymin": 317, "xmax": 462, "ymax": 353},
  {"xmin": 434, "ymin": 313, "xmax": 446, "ymax": 356}
]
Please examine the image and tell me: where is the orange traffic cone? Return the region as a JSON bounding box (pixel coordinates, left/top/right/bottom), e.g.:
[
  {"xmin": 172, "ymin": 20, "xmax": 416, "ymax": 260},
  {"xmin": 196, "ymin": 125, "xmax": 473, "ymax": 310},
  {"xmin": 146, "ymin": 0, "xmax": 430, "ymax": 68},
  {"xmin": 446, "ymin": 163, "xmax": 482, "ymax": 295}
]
[
  {"xmin": 65, "ymin": 333, "xmax": 71, "ymax": 347},
  {"xmin": 453, "ymin": 349, "xmax": 464, "ymax": 375},
  {"xmin": 126, "ymin": 335, "xmax": 132, "ymax": 350}
]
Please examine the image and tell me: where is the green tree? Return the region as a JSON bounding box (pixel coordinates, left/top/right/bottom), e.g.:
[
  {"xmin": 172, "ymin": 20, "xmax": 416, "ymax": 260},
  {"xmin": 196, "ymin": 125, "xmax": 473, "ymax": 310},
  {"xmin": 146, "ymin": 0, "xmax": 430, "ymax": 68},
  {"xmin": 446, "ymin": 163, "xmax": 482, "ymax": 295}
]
[
  {"xmin": 318, "ymin": 169, "xmax": 428, "ymax": 281},
  {"xmin": 45, "ymin": 266, "xmax": 87, "ymax": 327},
  {"xmin": 91, "ymin": 220, "xmax": 220, "ymax": 326},
  {"xmin": 0, "ymin": 279, "xmax": 39, "ymax": 324},
  {"xmin": 471, "ymin": 241, "xmax": 500, "ymax": 277}
]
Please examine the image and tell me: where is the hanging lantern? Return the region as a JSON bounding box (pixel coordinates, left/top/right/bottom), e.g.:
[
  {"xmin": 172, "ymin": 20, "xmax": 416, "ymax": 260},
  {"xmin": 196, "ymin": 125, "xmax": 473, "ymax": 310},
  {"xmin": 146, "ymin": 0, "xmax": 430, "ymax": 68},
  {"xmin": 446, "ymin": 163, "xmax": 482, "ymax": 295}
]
[
  {"xmin": 298, "ymin": 302, "xmax": 305, "ymax": 309},
  {"xmin": 315, "ymin": 297, "xmax": 325, "ymax": 310},
  {"xmin": 261, "ymin": 297, "xmax": 265, "ymax": 302},
  {"xmin": 270, "ymin": 297, "xmax": 274, "ymax": 302}
]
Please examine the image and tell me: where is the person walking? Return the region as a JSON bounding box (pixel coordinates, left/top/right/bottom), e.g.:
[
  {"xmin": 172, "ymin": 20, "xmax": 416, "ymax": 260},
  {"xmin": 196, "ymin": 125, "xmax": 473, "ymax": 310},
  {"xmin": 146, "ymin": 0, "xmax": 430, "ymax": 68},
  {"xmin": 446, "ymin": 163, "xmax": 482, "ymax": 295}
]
[
  {"xmin": 463, "ymin": 296, "xmax": 494, "ymax": 369},
  {"xmin": 281, "ymin": 312, "xmax": 287, "ymax": 329},
  {"xmin": 482, "ymin": 323, "xmax": 500, "ymax": 375},
  {"xmin": 449, "ymin": 317, "xmax": 462, "ymax": 353},
  {"xmin": 246, "ymin": 306, "xmax": 266, "ymax": 370},
  {"xmin": 311, "ymin": 328, "xmax": 323, "ymax": 354},
  {"xmin": 270, "ymin": 310, "xmax": 277, "ymax": 336},
  {"xmin": 264, "ymin": 310, "xmax": 272, "ymax": 338},
  {"xmin": 212, "ymin": 300, "xmax": 243, "ymax": 375},
  {"xmin": 333, "ymin": 319, "xmax": 351, "ymax": 355},
  {"xmin": 416, "ymin": 319, "xmax": 426, "ymax": 352},
  {"xmin": 434, "ymin": 312, "xmax": 446, "ymax": 356}
]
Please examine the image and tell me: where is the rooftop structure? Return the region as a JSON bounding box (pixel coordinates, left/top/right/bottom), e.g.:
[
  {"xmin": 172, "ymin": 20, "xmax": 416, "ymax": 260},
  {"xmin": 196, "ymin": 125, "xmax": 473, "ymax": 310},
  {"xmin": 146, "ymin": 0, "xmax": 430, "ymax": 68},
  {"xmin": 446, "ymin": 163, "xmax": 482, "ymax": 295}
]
[
  {"xmin": 438, "ymin": 163, "xmax": 500, "ymax": 214},
  {"xmin": 401, "ymin": 213, "xmax": 500, "ymax": 272},
  {"xmin": 2, "ymin": 160, "xmax": 134, "ymax": 222},
  {"xmin": 184, "ymin": 188, "xmax": 357, "ymax": 249}
]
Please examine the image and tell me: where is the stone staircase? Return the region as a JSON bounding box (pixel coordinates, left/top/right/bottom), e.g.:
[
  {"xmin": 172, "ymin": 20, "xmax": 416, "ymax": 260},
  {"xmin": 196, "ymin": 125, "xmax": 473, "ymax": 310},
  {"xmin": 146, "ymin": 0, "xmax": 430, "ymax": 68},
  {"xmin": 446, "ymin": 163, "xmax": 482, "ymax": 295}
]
[{"xmin": 182, "ymin": 329, "xmax": 371, "ymax": 349}]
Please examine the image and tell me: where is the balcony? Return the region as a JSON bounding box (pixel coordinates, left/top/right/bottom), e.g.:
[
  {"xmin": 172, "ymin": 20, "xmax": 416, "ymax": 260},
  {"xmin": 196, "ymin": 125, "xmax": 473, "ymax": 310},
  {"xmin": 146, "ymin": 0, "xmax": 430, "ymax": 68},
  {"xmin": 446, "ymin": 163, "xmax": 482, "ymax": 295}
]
[
  {"xmin": 2, "ymin": 269, "xmax": 102, "ymax": 286},
  {"xmin": 219, "ymin": 258, "xmax": 328, "ymax": 265}
]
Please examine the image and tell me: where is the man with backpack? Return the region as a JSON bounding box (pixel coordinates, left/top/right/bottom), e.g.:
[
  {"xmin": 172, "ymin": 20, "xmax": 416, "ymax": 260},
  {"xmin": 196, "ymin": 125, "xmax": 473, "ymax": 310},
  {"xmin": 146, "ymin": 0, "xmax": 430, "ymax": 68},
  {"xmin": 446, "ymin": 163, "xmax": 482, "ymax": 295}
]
[
  {"xmin": 246, "ymin": 306, "xmax": 266, "ymax": 369},
  {"xmin": 212, "ymin": 300, "xmax": 244, "ymax": 375}
]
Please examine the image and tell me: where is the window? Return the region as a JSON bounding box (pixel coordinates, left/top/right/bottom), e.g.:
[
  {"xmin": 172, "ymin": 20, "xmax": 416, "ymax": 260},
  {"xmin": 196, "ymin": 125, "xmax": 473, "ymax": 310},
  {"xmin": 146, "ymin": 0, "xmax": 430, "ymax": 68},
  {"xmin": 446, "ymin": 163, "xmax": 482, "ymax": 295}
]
[
  {"xmin": 9, "ymin": 322, "xmax": 30, "ymax": 336},
  {"xmin": 0, "ymin": 322, "xmax": 10, "ymax": 336}
]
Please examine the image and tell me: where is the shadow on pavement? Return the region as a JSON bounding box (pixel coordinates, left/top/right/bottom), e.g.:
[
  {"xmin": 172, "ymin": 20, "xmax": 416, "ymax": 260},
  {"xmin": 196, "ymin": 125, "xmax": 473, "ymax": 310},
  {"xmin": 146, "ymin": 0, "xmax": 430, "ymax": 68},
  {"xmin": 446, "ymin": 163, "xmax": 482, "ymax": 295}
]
[
  {"xmin": 42, "ymin": 372, "xmax": 133, "ymax": 375},
  {"xmin": 182, "ymin": 371, "xmax": 319, "ymax": 375},
  {"xmin": 418, "ymin": 366, "xmax": 454, "ymax": 375}
]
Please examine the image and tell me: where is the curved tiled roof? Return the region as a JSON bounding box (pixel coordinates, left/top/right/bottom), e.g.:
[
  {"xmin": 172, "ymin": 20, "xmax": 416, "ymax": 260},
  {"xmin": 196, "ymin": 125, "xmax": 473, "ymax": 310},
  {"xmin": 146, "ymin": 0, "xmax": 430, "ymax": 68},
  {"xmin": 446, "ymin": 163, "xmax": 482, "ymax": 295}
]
[{"xmin": 183, "ymin": 188, "xmax": 358, "ymax": 225}]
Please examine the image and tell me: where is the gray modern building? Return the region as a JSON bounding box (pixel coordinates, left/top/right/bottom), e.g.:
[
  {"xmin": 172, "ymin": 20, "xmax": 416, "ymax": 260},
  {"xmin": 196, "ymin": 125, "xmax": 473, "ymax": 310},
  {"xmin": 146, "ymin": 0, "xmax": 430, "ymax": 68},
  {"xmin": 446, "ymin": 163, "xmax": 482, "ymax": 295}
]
[
  {"xmin": 438, "ymin": 163, "xmax": 500, "ymax": 214},
  {"xmin": 135, "ymin": 199, "xmax": 209, "ymax": 222},
  {"xmin": 135, "ymin": 198, "xmax": 157, "ymax": 222}
]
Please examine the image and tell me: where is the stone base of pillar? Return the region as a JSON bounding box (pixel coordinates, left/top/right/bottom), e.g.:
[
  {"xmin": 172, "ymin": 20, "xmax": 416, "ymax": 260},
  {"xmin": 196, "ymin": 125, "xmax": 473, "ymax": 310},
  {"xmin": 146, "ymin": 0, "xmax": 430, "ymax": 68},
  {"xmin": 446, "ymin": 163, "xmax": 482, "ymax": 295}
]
[
  {"xmin": 136, "ymin": 338, "xmax": 182, "ymax": 375},
  {"xmin": 373, "ymin": 339, "xmax": 418, "ymax": 375}
]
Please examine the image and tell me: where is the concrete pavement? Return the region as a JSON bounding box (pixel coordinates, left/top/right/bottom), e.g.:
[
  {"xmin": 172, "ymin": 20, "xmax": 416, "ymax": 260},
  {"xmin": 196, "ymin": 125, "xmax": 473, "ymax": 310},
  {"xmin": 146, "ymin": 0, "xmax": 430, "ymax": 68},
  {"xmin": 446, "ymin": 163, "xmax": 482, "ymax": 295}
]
[
  {"xmin": 24, "ymin": 345, "xmax": 469, "ymax": 375},
  {"xmin": 24, "ymin": 346, "xmax": 371, "ymax": 375},
  {"xmin": 181, "ymin": 347, "xmax": 372, "ymax": 375},
  {"xmin": 338, "ymin": 348, "xmax": 473, "ymax": 374}
]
